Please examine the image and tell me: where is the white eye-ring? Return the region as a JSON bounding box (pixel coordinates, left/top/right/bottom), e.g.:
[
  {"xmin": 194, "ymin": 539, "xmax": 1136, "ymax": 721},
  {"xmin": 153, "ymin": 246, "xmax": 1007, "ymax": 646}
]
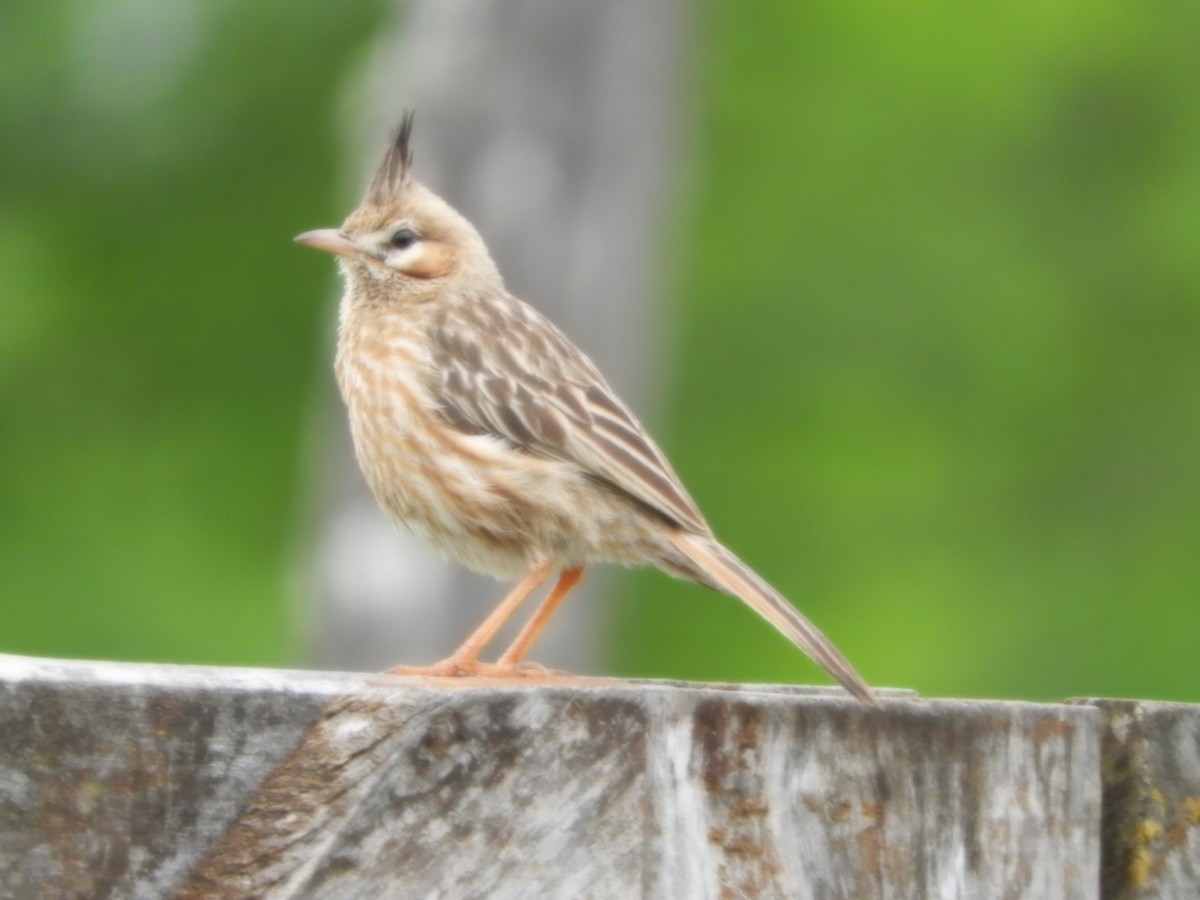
[{"xmin": 389, "ymin": 227, "xmax": 419, "ymax": 250}]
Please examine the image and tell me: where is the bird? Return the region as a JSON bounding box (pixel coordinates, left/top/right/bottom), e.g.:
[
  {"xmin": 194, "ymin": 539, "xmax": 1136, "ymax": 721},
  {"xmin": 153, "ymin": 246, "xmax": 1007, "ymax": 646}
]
[{"xmin": 296, "ymin": 113, "xmax": 875, "ymax": 703}]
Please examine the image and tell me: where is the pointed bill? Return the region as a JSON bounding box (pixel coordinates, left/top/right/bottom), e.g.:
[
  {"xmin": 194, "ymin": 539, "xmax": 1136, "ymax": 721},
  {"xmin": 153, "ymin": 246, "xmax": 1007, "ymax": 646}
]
[{"xmin": 295, "ymin": 229, "xmax": 364, "ymax": 259}]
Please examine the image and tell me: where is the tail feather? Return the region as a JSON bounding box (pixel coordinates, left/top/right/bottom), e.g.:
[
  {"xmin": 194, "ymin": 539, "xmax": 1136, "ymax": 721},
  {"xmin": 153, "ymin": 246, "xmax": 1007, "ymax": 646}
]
[{"xmin": 669, "ymin": 532, "xmax": 876, "ymax": 703}]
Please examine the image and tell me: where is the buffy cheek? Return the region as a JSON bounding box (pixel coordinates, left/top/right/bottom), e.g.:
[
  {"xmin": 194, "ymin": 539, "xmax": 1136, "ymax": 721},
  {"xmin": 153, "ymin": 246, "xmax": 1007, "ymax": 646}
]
[{"xmin": 401, "ymin": 241, "xmax": 456, "ymax": 279}]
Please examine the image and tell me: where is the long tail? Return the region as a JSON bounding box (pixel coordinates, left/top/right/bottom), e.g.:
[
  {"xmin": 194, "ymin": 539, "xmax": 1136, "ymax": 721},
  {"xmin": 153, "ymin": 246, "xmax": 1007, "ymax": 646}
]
[{"xmin": 669, "ymin": 532, "xmax": 876, "ymax": 703}]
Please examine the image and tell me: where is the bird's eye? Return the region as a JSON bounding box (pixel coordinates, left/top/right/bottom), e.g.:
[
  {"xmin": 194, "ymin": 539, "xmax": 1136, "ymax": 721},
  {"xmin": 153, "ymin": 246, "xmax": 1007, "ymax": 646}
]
[{"xmin": 389, "ymin": 227, "xmax": 419, "ymax": 250}]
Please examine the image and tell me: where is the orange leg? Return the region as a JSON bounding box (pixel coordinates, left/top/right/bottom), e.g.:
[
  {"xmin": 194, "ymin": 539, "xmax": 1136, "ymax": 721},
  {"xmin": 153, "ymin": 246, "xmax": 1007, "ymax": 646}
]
[
  {"xmin": 496, "ymin": 566, "xmax": 585, "ymax": 666},
  {"xmin": 386, "ymin": 560, "xmax": 554, "ymax": 676}
]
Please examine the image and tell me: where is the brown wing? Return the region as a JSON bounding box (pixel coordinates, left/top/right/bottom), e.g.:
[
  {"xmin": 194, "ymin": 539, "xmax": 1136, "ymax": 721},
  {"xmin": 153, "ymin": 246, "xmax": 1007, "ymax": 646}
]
[{"xmin": 428, "ymin": 292, "xmax": 710, "ymax": 535}]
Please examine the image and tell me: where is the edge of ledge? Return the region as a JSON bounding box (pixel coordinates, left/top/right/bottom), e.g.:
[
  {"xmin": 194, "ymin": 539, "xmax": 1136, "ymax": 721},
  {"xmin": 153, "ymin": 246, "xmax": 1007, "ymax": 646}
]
[{"xmin": 3, "ymin": 651, "xmax": 1103, "ymax": 711}]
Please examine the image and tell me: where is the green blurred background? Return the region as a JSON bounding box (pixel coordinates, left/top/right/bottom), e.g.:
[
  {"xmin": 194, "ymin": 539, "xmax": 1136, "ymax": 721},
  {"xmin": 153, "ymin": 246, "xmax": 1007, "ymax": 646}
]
[{"xmin": 2, "ymin": 2, "xmax": 1196, "ymax": 701}]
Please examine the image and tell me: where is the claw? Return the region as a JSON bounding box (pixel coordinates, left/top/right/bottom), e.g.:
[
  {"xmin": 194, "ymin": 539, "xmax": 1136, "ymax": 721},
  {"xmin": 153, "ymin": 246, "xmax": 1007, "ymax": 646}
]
[{"xmin": 382, "ymin": 658, "xmax": 572, "ymax": 679}]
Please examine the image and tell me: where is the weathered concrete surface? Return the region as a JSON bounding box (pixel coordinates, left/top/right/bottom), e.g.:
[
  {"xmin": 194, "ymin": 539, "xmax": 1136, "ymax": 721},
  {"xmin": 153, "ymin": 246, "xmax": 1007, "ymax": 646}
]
[
  {"xmin": 1, "ymin": 654, "xmax": 1103, "ymax": 898},
  {"xmin": 1076, "ymin": 699, "xmax": 1200, "ymax": 899}
]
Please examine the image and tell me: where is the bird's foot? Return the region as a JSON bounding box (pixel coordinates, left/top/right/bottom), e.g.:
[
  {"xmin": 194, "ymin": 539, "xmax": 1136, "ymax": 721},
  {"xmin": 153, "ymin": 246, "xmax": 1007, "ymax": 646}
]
[{"xmin": 382, "ymin": 658, "xmax": 571, "ymax": 679}]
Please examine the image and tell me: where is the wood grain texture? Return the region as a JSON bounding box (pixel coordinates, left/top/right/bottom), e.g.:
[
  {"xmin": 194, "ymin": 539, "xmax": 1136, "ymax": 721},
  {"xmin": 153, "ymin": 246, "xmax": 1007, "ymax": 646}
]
[
  {"xmin": 1076, "ymin": 699, "xmax": 1200, "ymax": 899},
  {"xmin": 0, "ymin": 654, "xmax": 1110, "ymax": 898}
]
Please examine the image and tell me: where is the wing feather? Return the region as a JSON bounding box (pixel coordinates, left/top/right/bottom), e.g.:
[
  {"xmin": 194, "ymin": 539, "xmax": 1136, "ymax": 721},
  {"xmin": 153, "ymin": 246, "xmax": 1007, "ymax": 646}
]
[{"xmin": 428, "ymin": 294, "xmax": 709, "ymax": 534}]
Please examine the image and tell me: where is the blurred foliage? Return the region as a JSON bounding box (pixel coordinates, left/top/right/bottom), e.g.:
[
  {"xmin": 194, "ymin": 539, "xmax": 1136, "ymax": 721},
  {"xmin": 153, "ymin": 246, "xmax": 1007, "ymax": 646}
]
[
  {"xmin": 614, "ymin": 1, "xmax": 1200, "ymax": 701},
  {"xmin": 1, "ymin": 2, "xmax": 1197, "ymax": 700},
  {"xmin": 0, "ymin": 0, "xmax": 385, "ymax": 664}
]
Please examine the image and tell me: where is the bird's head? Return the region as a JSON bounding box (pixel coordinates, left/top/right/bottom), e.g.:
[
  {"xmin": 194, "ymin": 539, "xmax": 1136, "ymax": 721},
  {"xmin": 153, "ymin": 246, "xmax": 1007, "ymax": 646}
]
[{"xmin": 296, "ymin": 112, "xmax": 500, "ymax": 299}]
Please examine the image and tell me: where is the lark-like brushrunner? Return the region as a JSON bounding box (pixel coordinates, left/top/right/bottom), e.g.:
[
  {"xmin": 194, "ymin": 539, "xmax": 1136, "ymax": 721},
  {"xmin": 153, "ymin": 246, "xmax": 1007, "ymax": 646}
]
[{"xmin": 296, "ymin": 113, "xmax": 875, "ymax": 702}]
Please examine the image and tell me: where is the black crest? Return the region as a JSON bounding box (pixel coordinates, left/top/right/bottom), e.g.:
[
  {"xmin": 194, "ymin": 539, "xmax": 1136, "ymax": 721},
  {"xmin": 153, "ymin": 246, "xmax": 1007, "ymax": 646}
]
[{"xmin": 367, "ymin": 111, "xmax": 415, "ymax": 203}]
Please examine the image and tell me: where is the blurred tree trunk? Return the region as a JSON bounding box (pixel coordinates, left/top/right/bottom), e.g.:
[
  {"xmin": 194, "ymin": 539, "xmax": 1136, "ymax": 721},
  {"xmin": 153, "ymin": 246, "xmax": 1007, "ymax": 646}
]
[{"xmin": 302, "ymin": 0, "xmax": 689, "ymax": 671}]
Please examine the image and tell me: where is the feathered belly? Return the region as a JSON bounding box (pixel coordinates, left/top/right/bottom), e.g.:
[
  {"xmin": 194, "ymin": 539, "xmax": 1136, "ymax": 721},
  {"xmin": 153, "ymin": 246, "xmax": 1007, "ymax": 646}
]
[
  {"xmin": 337, "ymin": 329, "xmax": 665, "ymax": 577},
  {"xmin": 346, "ymin": 402, "xmax": 653, "ymax": 578}
]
